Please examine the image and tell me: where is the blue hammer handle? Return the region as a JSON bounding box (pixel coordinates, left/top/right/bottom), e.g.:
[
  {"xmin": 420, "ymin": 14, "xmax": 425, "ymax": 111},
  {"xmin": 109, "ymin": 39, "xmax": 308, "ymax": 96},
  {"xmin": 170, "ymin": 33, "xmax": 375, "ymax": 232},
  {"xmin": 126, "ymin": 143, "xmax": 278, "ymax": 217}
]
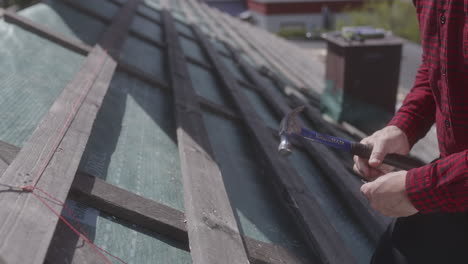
[{"xmin": 300, "ymin": 128, "xmax": 424, "ymax": 170}]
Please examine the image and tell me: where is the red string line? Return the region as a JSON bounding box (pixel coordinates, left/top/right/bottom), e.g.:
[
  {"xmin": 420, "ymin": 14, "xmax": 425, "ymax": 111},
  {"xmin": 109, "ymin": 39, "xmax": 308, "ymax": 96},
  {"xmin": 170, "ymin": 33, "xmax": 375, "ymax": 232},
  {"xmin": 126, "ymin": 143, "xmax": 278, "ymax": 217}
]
[
  {"xmin": 30, "ymin": 49, "xmax": 108, "ymax": 188},
  {"xmin": 23, "ymin": 186, "xmax": 128, "ymax": 264}
]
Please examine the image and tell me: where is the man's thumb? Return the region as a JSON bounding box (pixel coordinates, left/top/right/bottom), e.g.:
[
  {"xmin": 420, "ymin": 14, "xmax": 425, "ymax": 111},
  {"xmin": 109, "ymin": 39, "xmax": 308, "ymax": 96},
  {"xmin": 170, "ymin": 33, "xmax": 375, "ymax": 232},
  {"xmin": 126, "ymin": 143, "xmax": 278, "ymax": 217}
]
[
  {"xmin": 360, "ymin": 182, "xmax": 372, "ymax": 199},
  {"xmin": 369, "ymin": 141, "xmax": 386, "ymax": 167}
]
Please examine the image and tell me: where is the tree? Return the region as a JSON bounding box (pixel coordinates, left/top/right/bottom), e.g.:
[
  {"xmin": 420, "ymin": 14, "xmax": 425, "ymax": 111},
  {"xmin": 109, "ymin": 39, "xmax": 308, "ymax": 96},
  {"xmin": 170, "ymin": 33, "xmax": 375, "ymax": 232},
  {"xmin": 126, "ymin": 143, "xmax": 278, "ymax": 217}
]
[{"xmin": 335, "ymin": 0, "xmax": 420, "ymax": 43}]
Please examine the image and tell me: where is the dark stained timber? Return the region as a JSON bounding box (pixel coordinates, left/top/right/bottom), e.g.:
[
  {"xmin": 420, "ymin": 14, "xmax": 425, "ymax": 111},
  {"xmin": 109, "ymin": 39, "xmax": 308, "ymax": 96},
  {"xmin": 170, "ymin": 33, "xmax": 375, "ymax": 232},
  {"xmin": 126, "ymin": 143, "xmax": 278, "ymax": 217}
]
[
  {"xmin": 162, "ymin": 10, "xmax": 250, "ymax": 264},
  {"xmin": 0, "ymin": 1, "xmax": 140, "ymax": 263},
  {"xmin": 0, "ymin": 140, "xmax": 308, "ymax": 264},
  {"xmin": 193, "ymin": 26, "xmax": 358, "ymax": 264},
  {"xmin": 3, "ymin": 10, "xmax": 92, "ymax": 55}
]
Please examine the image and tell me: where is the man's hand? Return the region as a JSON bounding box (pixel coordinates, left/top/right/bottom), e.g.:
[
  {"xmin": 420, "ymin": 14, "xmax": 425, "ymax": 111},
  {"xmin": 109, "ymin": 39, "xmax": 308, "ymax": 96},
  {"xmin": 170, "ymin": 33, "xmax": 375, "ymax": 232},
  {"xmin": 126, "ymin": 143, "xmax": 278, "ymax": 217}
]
[
  {"xmin": 353, "ymin": 125, "xmax": 410, "ymax": 181},
  {"xmin": 361, "ymin": 171, "xmax": 418, "ymax": 217}
]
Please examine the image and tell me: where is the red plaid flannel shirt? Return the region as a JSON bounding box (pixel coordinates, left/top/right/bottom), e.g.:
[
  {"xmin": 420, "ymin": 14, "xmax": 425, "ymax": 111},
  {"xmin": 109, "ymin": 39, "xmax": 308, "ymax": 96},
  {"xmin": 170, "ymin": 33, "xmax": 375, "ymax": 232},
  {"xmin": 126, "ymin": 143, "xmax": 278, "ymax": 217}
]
[{"xmin": 388, "ymin": 0, "xmax": 468, "ymax": 213}]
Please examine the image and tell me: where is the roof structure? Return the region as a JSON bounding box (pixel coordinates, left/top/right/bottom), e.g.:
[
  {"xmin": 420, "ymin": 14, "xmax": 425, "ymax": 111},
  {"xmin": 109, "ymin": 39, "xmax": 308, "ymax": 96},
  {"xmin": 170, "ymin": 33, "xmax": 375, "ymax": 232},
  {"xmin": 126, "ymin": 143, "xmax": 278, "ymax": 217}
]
[{"xmin": 0, "ymin": 0, "xmax": 393, "ymax": 263}]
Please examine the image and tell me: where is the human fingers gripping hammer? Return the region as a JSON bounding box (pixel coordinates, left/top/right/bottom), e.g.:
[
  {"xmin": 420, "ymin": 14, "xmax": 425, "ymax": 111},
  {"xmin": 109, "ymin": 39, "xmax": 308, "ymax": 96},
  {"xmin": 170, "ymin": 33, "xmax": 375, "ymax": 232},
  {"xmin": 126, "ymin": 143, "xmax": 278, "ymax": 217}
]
[{"xmin": 353, "ymin": 126, "xmax": 410, "ymax": 181}]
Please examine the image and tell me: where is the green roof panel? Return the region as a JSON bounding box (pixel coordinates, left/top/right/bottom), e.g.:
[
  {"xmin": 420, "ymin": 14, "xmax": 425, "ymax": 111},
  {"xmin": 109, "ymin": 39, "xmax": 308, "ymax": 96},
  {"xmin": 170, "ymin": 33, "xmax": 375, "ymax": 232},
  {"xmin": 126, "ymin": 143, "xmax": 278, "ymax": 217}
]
[
  {"xmin": 63, "ymin": 200, "xmax": 191, "ymax": 264},
  {"xmin": 79, "ymin": 72, "xmax": 184, "ymax": 211},
  {"xmin": 289, "ymin": 149, "xmax": 373, "ymax": 263},
  {"xmin": 220, "ymin": 55, "xmax": 250, "ymax": 83},
  {"xmin": 142, "ymin": 0, "xmax": 161, "ymax": 11},
  {"xmin": 240, "ymin": 85, "xmax": 279, "ymax": 129},
  {"xmin": 131, "ymin": 15, "xmax": 163, "ymax": 42},
  {"xmin": 0, "ymin": 21, "xmax": 85, "ymax": 147},
  {"xmin": 180, "ymin": 36, "xmax": 209, "ymax": 65},
  {"xmin": 18, "ymin": 0, "xmax": 106, "ymax": 45},
  {"xmin": 120, "ymin": 36, "xmax": 167, "ymax": 83},
  {"xmin": 187, "ymin": 62, "xmax": 232, "ymax": 109},
  {"xmin": 175, "ymin": 21, "xmax": 194, "ymax": 38},
  {"xmin": 68, "ymin": 0, "xmax": 119, "ymax": 20},
  {"xmin": 202, "ymin": 111, "xmax": 310, "ymax": 257},
  {"xmin": 138, "ymin": 4, "xmax": 161, "ymax": 21}
]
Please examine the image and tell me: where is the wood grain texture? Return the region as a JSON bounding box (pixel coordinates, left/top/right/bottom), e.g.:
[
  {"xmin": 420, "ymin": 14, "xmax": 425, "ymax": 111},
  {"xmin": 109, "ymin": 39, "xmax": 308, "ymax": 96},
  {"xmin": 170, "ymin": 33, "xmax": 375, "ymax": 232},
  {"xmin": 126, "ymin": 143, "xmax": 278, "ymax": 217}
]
[
  {"xmin": 292, "ymin": 98, "xmax": 391, "ymax": 243},
  {"xmin": 162, "ymin": 10, "xmax": 250, "ymax": 264},
  {"xmin": 70, "ymin": 172, "xmax": 188, "ymax": 243},
  {"xmin": 233, "ymin": 45, "xmax": 390, "ymax": 243},
  {"xmin": 193, "ymin": 26, "xmax": 358, "ymax": 264},
  {"xmin": 45, "ymin": 220, "xmax": 109, "ymax": 264},
  {"xmin": 0, "ymin": 141, "xmax": 308, "ymax": 264},
  {"xmin": 68, "ymin": 172, "xmax": 310, "ymax": 264},
  {"xmin": 0, "ymin": 1, "xmax": 140, "ymax": 263},
  {"xmin": 3, "ymin": 10, "xmax": 92, "ymax": 55}
]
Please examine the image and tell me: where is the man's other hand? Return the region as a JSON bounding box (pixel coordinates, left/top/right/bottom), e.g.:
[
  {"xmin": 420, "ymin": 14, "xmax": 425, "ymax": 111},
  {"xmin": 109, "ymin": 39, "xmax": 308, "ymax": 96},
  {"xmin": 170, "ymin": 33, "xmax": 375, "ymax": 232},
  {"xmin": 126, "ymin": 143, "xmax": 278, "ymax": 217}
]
[
  {"xmin": 361, "ymin": 171, "xmax": 418, "ymax": 217},
  {"xmin": 353, "ymin": 125, "xmax": 410, "ymax": 181}
]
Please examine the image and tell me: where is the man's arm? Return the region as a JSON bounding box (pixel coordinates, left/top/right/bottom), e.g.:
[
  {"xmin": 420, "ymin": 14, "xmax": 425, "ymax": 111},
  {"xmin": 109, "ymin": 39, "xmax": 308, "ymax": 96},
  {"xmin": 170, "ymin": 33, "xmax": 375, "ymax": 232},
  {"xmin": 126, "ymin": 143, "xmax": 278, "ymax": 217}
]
[
  {"xmin": 406, "ymin": 151, "xmax": 468, "ymax": 213},
  {"xmin": 355, "ymin": 61, "xmax": 439, "ymax": 217},
  {"xmin": 388, "ymin": 61, "xmax": 436, "ymax": 147},
  {"xmin": 354, "ymin": 61, "xmax": 436, "ymax": 180}
]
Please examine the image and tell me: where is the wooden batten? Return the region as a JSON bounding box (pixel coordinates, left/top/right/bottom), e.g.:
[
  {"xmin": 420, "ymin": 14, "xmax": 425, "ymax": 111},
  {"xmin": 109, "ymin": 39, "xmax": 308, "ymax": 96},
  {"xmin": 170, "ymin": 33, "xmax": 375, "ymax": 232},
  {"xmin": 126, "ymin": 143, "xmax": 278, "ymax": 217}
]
[
  {"xmin": 193, "ymin": 25, "xmax": 358, "ymax": 264},
  {"xmin": 0, "ymin": 1, "xmax": 140, "ymax": 263},
  {"xmin": 3, "ymin": 10, "xmax": 92, "ymax": 55},
  {"xmin": 162, "ymin": 10, "xmax": 250, "ymax": 264}
]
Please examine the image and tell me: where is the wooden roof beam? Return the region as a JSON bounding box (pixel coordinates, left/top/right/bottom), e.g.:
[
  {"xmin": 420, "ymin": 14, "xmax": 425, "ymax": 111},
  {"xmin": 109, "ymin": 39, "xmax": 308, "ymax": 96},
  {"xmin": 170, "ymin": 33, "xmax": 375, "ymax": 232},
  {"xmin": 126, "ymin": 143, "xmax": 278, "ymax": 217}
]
[
  {"xmin": 0, "ymin": 140, "xmax": 307, "ymax": 264},
  {"xmin": 193, "ymin": 25, "xmax": 358, "ymax": 264},
  {"xmin": 0, "ymin": 1, "xmax": 140, "ymax": 263},
  {"xmin": 3, "ymin": 10, "xmax": 92, "ymax": 55},
  {"xmin": 162, "ymin": 10, "xmax": 250, "ymax": 264}
]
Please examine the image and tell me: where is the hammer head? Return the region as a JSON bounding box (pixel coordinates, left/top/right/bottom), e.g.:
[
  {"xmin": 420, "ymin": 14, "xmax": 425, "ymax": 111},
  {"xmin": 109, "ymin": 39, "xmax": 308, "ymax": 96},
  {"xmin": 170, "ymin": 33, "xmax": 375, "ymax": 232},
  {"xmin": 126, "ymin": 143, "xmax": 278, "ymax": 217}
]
[{"xmin": 278, "ymin": 106, "xmax": 305, "ymax": 155}]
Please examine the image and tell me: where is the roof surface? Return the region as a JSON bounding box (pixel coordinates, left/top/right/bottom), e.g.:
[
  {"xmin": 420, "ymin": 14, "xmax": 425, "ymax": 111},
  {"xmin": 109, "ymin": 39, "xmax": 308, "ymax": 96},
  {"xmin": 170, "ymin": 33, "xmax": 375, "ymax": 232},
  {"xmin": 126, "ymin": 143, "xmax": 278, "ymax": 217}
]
[{"xmin": 0, "ymin": 0, "xmax": 390, "ymax": 263}]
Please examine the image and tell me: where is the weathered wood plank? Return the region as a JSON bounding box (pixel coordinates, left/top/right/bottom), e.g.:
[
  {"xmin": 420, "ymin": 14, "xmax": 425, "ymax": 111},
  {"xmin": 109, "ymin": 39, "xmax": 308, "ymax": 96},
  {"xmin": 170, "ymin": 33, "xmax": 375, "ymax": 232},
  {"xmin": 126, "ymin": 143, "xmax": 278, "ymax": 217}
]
[
  {"xmin": 159, "ymin": 0, "xmax": 170, "ymax": 9},
  {"xmin": 0, "ymin": 141, "xmax": 17, "ymax": 176},
  {"xmin": 0, "ymin": 141, "xmax": 309, "ymax": 264},
  {"xmin": 213, "ymin": 10, "xmax": 308, "ymax": 90},
  {"xmin": 3, "ymin": 10, "xmax": 92, "ymax": 55},
  {"xmin": 178, "ymin": 30, "xmax": 197, "ymax": 42},
  {"xmin": 186, "ymin": 0, "xmax": 225, "ymax": 41},
  {"xmin": 0, "ymin": 1, "xmax": 140, "ymax": 263},
  {"xmin": 69, "ymin": 172, "xmax": 310, "ymax": 264},
  {"xmin": 136, "ymin": 6, "xmax": 162, "ymax": 25},
  {"xmin": 71, "ymin": 172, "xmax": 188, "ymax": 244},
  {"xmin": 118, "ymin": 61, "xmax": 239, "ymax": 123},
  {"xmin": 0, "ymin": 10, "xmax": 170, "ymax": 94},
  {"xmin": 178, "ymin": 0, "xmax": 197, "ymax": 24},
  {"xmin": 198, "ymin": 97, "xmax": 240, "ymax": 121},
  {"xmin": 185, "ymin": 55, "xmax": 213, "ymax": 71},
  {"xmin": 238, "ymin": 79, "xmax": 262, "ymax": 93},
  {"xmin": 45, "ymin": 220, "xmax": 109, "ymax": 264},
  {"xmin": 234, "ymin": 51, "xmax": 390, "ymax": 243},
  {"xmin": 117, "ymin": 61, "xmax": 170, "ymax": 91},
  {"xmin": 69, "ymin": 172, "xmax": 311, "ymax": 264},
  {"xmin": 130, "ymin": 29, "xmax": 166, "ymax": 49},
  {"xmin": 193, "ymin": 26, "xmax": 358, "ymax": 264},
  {"xmin": 163, "ymin": 10, "xmax": 250, "ymax": 264}
]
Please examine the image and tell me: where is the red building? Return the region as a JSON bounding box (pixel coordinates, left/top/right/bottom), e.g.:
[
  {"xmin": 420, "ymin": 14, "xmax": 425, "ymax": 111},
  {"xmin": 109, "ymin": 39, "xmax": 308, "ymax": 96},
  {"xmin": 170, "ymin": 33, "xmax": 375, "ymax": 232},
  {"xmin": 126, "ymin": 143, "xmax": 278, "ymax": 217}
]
[{"xmin": 246, "ymin": 0, "xmax": 363, "ymax": 33}]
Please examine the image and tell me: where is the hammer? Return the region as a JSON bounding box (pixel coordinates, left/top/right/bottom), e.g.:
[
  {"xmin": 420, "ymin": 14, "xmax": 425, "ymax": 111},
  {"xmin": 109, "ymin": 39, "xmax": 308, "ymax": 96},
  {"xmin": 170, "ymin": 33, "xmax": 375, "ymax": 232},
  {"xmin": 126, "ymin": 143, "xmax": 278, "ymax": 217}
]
[{"xmin": 278, "ymin": 106, "xmax": 424, "ymax": 171}]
